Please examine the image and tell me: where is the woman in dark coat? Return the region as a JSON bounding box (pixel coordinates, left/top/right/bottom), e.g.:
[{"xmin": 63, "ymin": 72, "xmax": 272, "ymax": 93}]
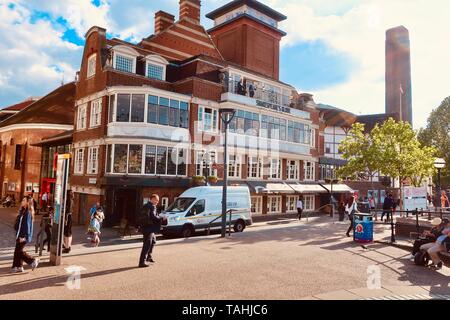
[{"xmin": 12, "ymin": 197, "xmax": 39, "ymax": 273}]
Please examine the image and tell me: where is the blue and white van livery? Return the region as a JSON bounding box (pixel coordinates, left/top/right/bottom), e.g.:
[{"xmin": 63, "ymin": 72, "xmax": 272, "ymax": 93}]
[{"xmin": 161, "ymin": 186, "xmax": 252, "ymax": 238}]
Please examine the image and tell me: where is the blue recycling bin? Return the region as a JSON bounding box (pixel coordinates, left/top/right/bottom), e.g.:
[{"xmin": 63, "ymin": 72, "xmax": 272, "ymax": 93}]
[{"xmin": 353, "ymin": 213, "xmax": 373, "ymax": 243}]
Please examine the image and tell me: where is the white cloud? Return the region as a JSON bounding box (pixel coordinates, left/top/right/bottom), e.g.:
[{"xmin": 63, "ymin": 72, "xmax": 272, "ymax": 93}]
[{"xmin": 270, "ymin": 0, "xmax": 450, "ymax": 129}]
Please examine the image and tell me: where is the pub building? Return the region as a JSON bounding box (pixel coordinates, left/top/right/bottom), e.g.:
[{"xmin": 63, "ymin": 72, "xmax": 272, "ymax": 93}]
[{"xmin": 70, "ymin": 0, "xmax": 347, "ymax": 226}]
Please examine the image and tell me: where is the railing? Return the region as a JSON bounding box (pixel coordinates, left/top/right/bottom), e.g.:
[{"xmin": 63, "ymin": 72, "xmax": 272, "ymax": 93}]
[
  {"xmin": 206, "ymin": 209, "xmax": 236, "ymax": 237},
  {"xmin": 226, "ymin": 79, "xmax": 292, "ymax": 108},
  {"xmin": 369, "ymin": 208, "xmax": 450, "ymax": 243}
]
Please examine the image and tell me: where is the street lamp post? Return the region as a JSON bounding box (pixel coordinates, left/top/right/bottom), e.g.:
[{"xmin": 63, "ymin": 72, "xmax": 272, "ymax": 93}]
[
  {"xmin": 434, "ymin": 158, "xmax": 446, "ymax": 211},
  {"xmin": 220, "ymin": 108, "xmax": 236, "ymax": 238}
]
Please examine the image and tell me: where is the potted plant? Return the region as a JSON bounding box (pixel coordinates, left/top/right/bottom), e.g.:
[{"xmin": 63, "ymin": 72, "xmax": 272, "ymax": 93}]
[
  {"xmin": 192, "ymin": 176, "xmax": 205, "ymax": 185},
  {"xmin": 207, "ymin": 176, "xmax": 218, "ymax": 184}
]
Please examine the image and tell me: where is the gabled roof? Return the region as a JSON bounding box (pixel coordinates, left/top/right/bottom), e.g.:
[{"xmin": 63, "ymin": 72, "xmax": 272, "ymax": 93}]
[
  {"xmin": 0, "ymin": 82, "xmax": 75, "ymax": 127},
  {"xmin": 206, "ymin": 0, "xmax": 287, "ymax": 21},
  {"xmin": 140, "ymin": 18, "xmax": 224, "ymax": 61},
  {"xmin": 1, "ymin": 98, "xmax": 39, "ymax": 112}
]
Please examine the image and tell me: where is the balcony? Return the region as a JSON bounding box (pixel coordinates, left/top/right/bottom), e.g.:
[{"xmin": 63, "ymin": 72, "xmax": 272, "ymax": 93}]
[{"xmin": 221, "ymin": 79, "xmax": 310, "ymax": 119}]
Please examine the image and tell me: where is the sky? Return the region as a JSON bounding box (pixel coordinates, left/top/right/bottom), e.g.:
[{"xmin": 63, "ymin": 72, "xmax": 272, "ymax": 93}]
[{"xmin": 1, "ymin": 0, "xmax": 449, "ymax": 129}]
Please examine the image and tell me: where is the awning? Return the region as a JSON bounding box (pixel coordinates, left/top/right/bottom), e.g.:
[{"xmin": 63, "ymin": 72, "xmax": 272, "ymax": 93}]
[
  {"xmin": 265, "ymin": 183, "xmax": 295, "ymax": 194},
  {"xmin": 245, "ymin": 181, "xmax": 268, "ymax": 194},
  {"xmin": 321, "ymin": 184, "xmax": 354, "ymax": 193},
  {"xmin": 289, "ymin": 183, "xmax": 328, "ymax": 194}
]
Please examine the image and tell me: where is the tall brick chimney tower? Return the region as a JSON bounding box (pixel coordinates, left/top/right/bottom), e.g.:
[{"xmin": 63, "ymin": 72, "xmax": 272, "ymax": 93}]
[
  {"xmin": 179, "ymin": 0, "xmax": 201, "ymax": 24},
  {"xmin": 385, "ymin": 26, "xmax": 413, "ymax": 126},
  {"xmin": 154, "ymin": 11, "xmax": 175, "ymax": 34}
]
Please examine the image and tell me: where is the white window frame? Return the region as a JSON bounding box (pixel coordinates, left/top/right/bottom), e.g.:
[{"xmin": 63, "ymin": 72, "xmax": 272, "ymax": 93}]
[
  {"xmin": 195, "ymin": 150, "xmax": 217, "ymax": 177},
  {"xmin": 287, "ymin": 160, "xmax": 299, "ymax": 180},
  {"xmin": 198, "ymin": 106, "xmax": 219, "ymax": 133},
  {"xmin": 286, "ymin": 195, "xmax": 299, "ymax": 213},
  {"xmin": 90, "ymin": 99, "xmax": 102, "ymax": 128},
  {"xmin": 161, "ymin": 197, "xmax": 169, "ymax": 210},
  {"xmin": 304, "ymin": 161, "xmax": 315, "ymax": 181},
  {"xmin": 248, "ymin": 156, "xmax": 263, "ymax": 179},
  {"xmin": 76, "ymin": 104, "xmax": 87, "ymax": 130},
  {"xmin": 87, "ymin": 147, "xmax": 99, "ymax": 175},
  {"xmin": 251, "ymin": 196, "xmax": 262, "ymax": 214},
  {"xmin": 303, "ymin": 195, "xmax": 315, "ymax": 211},
  {"xmin": 267, "ymin": 196, "xmax": 282, "ymax": 214},
  {"xmin": 87, "ymin": 53, "xmax": 96, "ymax": 78},
  {"xmin": 74, "ymin": 148, "xmax": 85, "ymax": 175},
  {"xmin": 145, "ymin": 55, "xmax": 168, "ymax": 81},
  {"xmin": 228, "ymin": 154, "xmax": 241, "ymax": 178},
  {"xmin": 112, "ymin": 46, "xmax": 138, "ymax": 74},
  {"xmin": 269, "ymin": 158, "xmax": 281, "ymax": 180},
  {"xmin": 310, "ymin": 128, "xmax": 316, "ymax": 148}
]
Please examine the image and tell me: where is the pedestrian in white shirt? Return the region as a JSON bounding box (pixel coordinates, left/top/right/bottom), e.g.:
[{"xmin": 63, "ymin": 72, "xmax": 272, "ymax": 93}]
[
  {"xmin": 296, "ymin": 198, "xmax": 303, "ymax": 220},
  {"xmin": 345, "ymin": 195, "xmax": 358, "ymax": 237}
]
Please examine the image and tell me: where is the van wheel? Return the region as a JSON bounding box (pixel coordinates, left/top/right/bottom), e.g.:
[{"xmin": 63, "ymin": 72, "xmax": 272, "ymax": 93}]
[
  {"xmin": 233, "ymin": 220, "xmax": 245, "ymax": 233},
  {"xmin": 181, "ymin": 225, "xmax": 194, "ymax": 238}
]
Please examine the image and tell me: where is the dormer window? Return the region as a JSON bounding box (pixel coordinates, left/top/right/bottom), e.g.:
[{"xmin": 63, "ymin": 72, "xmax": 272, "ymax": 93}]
[
  {"xmin": 145, "ymin": 55, "xmax": 169, "ymax": 81},
  {"xmin": 112, "ymin": 45, "xmax": 139, "ymax": 74},
  {"xmin": 115, "ymin": 54, "xmax": 134, "ymax": 73}
]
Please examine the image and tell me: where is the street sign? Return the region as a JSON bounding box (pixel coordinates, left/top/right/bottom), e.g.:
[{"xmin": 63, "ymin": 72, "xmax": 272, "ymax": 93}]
[{"xmin": 50, "ymin": 154, "xmax": 71, "ymax": 266}]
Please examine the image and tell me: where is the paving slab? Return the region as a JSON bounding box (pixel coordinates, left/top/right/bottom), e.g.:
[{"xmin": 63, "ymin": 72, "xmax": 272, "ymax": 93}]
[
  {"xmin": 313, "ymin": 290, "xmax": 360, "ymax": 300},
  {"xmin": 347, "ymin": 288, "xmax": 395, "ymax": 298},
  {"xmin": 382, "ymin": 285, "xmax": 431, "ymax": 295}
]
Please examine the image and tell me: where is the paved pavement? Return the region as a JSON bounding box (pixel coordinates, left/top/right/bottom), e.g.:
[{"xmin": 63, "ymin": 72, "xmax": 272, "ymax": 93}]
[{"xmin": 1, "ymin": 207, "xmax": 449, "ymax": 300}]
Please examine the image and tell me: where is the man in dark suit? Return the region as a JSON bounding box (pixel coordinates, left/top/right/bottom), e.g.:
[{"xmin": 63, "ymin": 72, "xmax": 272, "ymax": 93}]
[
  {"xmin": 381, "ymin": 193, "xmax": 393, "ymax": 222},
  {"xmin": 138, "ymin": 194, "xmax": 163, "ymax": 268}
]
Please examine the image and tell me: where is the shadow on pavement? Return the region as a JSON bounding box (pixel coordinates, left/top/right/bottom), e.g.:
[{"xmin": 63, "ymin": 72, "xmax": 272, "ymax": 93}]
[{"xmin": 0, "ymin": 266, "xmax": 137, "ymax": 296}]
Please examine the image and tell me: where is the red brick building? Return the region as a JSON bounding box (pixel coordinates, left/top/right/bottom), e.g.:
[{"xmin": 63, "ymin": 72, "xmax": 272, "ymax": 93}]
[
  {"xmin": 71, "ymin": 0, "xmax": 332, "ymax": 226},
  {"xmin": 0, "ymin": 83, "xmax": 75, "ymax": 202}
]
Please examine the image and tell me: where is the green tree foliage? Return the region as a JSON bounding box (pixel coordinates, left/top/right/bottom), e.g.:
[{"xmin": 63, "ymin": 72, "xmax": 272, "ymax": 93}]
[
  {"xmin": 338, "ymin": 118, "xmax": 436, "ymax": 209},
  {"xmin": 418, "ymin": 96, "xmax": 450, "ymax": 187}
]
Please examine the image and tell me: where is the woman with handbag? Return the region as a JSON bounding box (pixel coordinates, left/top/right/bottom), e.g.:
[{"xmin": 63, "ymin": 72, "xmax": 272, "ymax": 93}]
[{"xmin": 11, "ymin": 197, "xmax": 39, "ymax": 273}]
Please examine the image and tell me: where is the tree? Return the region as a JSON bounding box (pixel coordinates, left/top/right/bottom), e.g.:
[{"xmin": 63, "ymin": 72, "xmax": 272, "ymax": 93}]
[
  {"xmin": 418, "ymin": 96, "xmax": 450, "ymax": 187},
  {"xmin": 338, "ymin": 118, "xmax": 436, "ymax": 210},
  {"xmin": 337, "ymin": 122, "xmax": 382, "ymax": 194},
  {"xmin": 374, "ymin": 118, "xmax": 436, "ymax": 209}
]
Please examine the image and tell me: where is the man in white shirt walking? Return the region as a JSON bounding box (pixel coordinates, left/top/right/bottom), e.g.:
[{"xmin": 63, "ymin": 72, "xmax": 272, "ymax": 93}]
[{"xmin": 296, "ymin": 198, "xmax": 303, "ymax": 220}]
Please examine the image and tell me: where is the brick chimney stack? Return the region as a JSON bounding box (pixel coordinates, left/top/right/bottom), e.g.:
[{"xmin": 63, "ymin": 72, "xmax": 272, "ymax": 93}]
[
  {"xmin": 154, "ymin": 11, "xmax": 175, "ymax": 34},
  {"xmin": 179, "ymin": 0, "xmax": 201, "ymax": 24}
]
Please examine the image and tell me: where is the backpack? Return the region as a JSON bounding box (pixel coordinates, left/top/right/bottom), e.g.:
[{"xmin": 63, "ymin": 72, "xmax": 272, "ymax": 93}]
[
  {"xmin": 414, "ymin": 250, "xmax": 430, "ymax": 266},
  {"xmin": 136, "ymin": 205, "xmax": 152, "ymax": 228}
]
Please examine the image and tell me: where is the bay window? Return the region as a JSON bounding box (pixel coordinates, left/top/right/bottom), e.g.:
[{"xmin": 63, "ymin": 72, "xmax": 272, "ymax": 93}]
[
  {"xmin": 158, "ymin": 97, "xmax": 169, "ymax": 125},
  {"xmin": 113, "ymin": 144, "xmax": 128, "ymax": 173},
  {"xmin": 147, "ymin": 95, "xmax": 158, "ymax": 124},
  {"xmin": 131, "ymin": 94, "xmax": 145, "ymax": 122},
  {"xmin": 128, "ymin": 145, "xmax": 143, "ymax": 174},
  {"xmin": 116, "ymin": 94, "xmax": 131, "ymax": 122},
  {"xmin": 169, "ymin": 100, "xmax": 180, "ymax": 127},
  {"xmin": 145, "ymin": 146, "xmax": 156, "ymax": 174}
]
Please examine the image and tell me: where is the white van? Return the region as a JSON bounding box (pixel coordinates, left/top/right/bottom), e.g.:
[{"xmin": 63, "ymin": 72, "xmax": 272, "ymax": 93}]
[{"xmin": 161, "ymin": 186, "xmax": 252, "ymax": 238}]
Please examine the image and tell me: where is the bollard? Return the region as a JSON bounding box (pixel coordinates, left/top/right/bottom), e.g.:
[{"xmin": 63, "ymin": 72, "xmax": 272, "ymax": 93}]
[
  {"xmin": 440, "ymin": 209, "xmax": 443, "ymax": 220},
  {"xmin": 428, "ymin": 209, "xmax": 432, "ymax": 221},
  {"xmin": 415, "ymin": 209, "xmax": 420, "ymax": 234},
  {"xmin": 390, "ymin": 215, "xmax": 396, "ymax": 243},
  {"xmin": 406, "ymin": 209, "xmax": 409, "ymax": 218}
]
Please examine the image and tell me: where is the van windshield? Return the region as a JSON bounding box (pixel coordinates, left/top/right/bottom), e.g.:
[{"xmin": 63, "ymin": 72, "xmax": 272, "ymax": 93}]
[{"xmin": 165, "ymin": 198, "xmax": 196, "ymax": 213}]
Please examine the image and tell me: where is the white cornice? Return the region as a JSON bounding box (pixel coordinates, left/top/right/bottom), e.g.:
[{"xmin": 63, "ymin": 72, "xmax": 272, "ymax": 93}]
[{"xmin": 0, "ymin": 124, "xmax": 73, "ymax": 133}]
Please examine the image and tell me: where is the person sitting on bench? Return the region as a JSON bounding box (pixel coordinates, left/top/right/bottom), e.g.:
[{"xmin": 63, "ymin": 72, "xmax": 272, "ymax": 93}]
[{"xmin": 411, "ymin": 218, "xmax": 445, "ymax": 258}]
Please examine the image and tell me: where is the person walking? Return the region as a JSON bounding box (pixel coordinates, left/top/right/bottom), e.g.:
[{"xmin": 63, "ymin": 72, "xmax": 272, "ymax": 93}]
[
  {"xmin": 381, "ymin": 193, "xmax": 393, "ymax": 222},
  {"xmin": 88, "ymin": 209, "xmax": 104, "ymax": 247},
  {"xmin": 41, "ymin": 207, "xmax": 54, "ymax": 252},
  {"xmin": 63, "ymin": 191, "xmax": 74, "ymax": 253},
  {"xmin": 11, "ymin": 197, "xmax": 39, "ymax": 273},
  {"xmin": 296, "ymin": 197, "xmax": 303, "ymax": 220},
  {"xmin": 345, "ymin": 195, "xmax": 358, "ymax": 237},
  {"xmin": 138, "ymin": 194, "xmax": 164, "ymax": 268},
  {"xmin": 41, "ymin": 192, "xmax": 48, "ymax": 211}
]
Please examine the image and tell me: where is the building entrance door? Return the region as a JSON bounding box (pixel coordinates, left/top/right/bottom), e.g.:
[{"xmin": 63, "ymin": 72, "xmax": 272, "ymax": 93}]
[{"xmin": 113, "ymin": 188, "xmax": 138, "ymax": 226}]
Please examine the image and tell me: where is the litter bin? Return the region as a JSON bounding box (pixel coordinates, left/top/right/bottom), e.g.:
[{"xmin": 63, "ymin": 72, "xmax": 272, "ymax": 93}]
[{"xmin": 353, "ymin": 213, "xmax": 373, "ymax": 243}]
